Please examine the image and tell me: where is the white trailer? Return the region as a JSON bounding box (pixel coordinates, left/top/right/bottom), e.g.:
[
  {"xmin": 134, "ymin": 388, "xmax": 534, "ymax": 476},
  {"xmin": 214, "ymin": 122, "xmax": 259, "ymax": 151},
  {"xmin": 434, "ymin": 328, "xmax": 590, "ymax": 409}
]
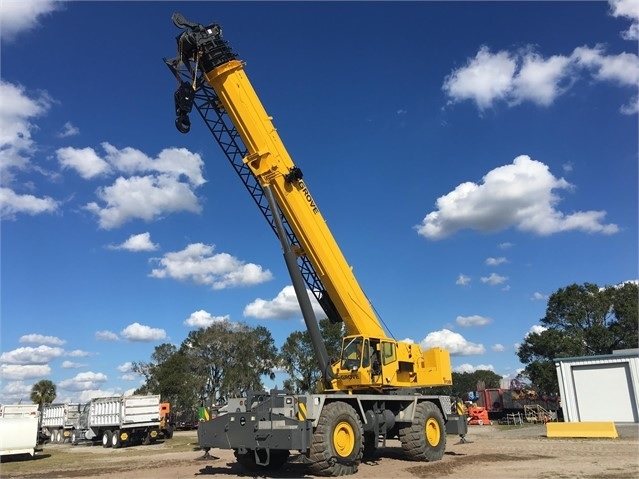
[
  {"xmin": 71, "ymin": 395, "xmax": 162, "ymax": 448},
  {"xmin": 41, "ymin": 403, "xmax": 83, "ymax": 443},
  {"xmin": 0, "ymin": 404, "xmax": 40, "ymax": 457}
]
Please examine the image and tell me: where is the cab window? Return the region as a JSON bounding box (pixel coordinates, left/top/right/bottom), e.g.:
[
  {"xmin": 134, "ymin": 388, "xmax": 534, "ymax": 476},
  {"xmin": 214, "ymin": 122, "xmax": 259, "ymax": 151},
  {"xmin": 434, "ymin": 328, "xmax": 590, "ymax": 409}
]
[
  {"xmin": 340, "ymin": 336, "xmax": 363, "ymax": 370},
  {"xmin": 381, "ymin": 342, "xmax": 396, "ymax": 366}
]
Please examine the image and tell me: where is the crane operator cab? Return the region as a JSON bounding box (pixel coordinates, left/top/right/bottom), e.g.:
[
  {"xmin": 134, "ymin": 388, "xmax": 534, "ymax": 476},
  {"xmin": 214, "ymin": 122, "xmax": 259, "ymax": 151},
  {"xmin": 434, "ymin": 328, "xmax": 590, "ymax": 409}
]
[{"xmin": 337, "ymin": 336, "xmax": 389, "ymax": 390}]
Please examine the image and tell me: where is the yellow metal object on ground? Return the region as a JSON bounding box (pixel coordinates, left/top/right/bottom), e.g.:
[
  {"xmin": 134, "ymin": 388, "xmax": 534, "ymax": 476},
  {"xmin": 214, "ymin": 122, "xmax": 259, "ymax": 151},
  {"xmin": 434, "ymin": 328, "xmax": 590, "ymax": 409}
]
[{"xmin": 546, "ymin": 422, "xmax": 618, "ymax": 438}]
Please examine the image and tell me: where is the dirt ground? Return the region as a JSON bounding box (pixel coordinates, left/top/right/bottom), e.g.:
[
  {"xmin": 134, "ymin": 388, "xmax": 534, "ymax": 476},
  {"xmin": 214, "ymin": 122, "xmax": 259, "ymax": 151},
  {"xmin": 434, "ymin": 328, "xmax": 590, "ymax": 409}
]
[{"xmin": 1, "ymin": 424, "xmax": 638, "ymax": 479}]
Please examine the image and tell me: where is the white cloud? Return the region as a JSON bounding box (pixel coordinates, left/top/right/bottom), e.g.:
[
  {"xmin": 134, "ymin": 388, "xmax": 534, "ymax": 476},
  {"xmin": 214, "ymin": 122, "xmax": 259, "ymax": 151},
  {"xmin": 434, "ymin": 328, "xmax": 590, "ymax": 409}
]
[
  {"xmin": 456, "ymin": 274, "xmax": 471, "ymax": 286},
  {"xmin": 100, "ymin": 143, "xmax": 206, "ymax": 187},
  {"xmin": 527, "ymin": 324, "xmax": 548, "ymax": 336},
  {"xmin": 0, "ymin": 364, "xmax": 51, "ymax": 380},
  {"xmin": 456, "ymin": 315, "xmax": 492, "ymax": 327},
  {"xmin": 108, "ymin": 232, "xmax": 159, "ymax": 252},
  {"xmin": 572, "ymin": 45, "xmax": 639, "ymax": 86},
  {"xmin": 492, "ymin": 343, "xmax": 506, "ymax": 352},
  {"xmin": 0, "ymin": 0, "xmax": 62, "ymax": 42},
  {"xmin": 117, "ymin": 362, "xmax": 134, "ymax": 373},
  {"xmin": 59, "ymin": 371, "xmax": 108, "ymax": 391},
  {"xmin": 0, "ymin": 345, "xmax": 64, "ymax": 364},
  {"xmin": 19, "ymin": 334, "xmax": 66, "ymax": 346},
  {"xmin": 0, "ymin": 80, "xmax": 60, "ymax": 219},
  {"xmin": 78, "ymin": 389, "xmax": 117, "ymax": 402},
  {"xmin": 609, "ymin": 0, "xmax": 639, "ymax": 40},
  {"xmin": 498, "ymin": 242, "xmax": 513, "ymax": 249},
  {"xmin": 454, "ymin": 363, "xmax": 494, "ymax": 373},
  {"xmin": 150, "ymin": 243, "xmax": 272, "ymax": 289},
  {"xmin": 61, "ymin": 361, "xmax": 85, "ymax": 369},
  {"xmin": 66, "ymin": 349, "xmax": 91, "ymax": 358},
  {"xmin": 184, "ymin": 310, "xmax": 229, "ymax": 328},
  {"xmin": 63, "ymin": 142, "xmax": 207, "ymax": 229},
  {"xmin": 416, "ymin": 155, "xmax": 619, "ymax": 240},
  {"xmin": 57, "ymin": 121, "xmax": 80, "ymax": 138},
  {"xmin": 85, "ymin": 174, "xmax": 202, "ymax": 229},
  {"xmin": 420, "ymin": 329, "xmax": 485, "ymax": 356},
  {"xmin": 531, "ymin": 292, "xmax": 548, "ymax": 301},
  {"xmin": 511, "ymin": 51, "xmax": 572, "ymax": 106},
  {"xmin": 120, "ymin": 322, "xmax": 167, "ymax": 342},
  {"xmin": 443, "ymin": 38, "xmax": 638, "ymax": 113},
  {"xmin": 0, "ymin": 80, "xmax": 52, "ymax": 177},
  {"xmin": 443, "ymin": 46, "xmax": 517, "ymax": 110},
  {"xmin": 0, "ymin": 381, "xmax": 33, "ymax": 403},
  {"xmin": 485, "ymin": 257, "xmax": 507, "ymax": 266},
  {"xmin": 95, "ymin": 330, "xmax": 119, "ymax": 341},
  {"xmin": 0, "ymin": 364, "xmax": 51, "ymax": 381},
  {"xmin": 0, "ymin": 187, "xmax": 59, "ymax": 219},
  {"xmin": 1, "ymin": 76, "xmax": 206, "ymax": 227},
  {"xmin": 481, "ymin": 273, "xmax": 508, "ymax": 286},
  {"xmin": 243, "ymin": 285, "xmax": 324, "ymax": 320},
  {"xmin": 57, "ymin": 146, "xmax": 111, "ymax": 179}
]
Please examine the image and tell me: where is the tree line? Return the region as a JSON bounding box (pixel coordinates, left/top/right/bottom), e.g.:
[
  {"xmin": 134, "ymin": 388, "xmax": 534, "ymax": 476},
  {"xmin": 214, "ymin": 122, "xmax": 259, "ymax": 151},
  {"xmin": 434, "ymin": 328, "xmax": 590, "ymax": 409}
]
[{"xmin": 27, "ymin": 281, "xmax": 637, "ymax": 415}]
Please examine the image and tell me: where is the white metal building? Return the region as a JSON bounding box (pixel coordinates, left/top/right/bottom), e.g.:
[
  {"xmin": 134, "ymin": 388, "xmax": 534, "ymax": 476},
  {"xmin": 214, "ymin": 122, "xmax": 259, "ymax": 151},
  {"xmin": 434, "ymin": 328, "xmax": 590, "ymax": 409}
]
[{"xmin": 555, "ymin": 349, "xmax": 639, "ymax": 423}]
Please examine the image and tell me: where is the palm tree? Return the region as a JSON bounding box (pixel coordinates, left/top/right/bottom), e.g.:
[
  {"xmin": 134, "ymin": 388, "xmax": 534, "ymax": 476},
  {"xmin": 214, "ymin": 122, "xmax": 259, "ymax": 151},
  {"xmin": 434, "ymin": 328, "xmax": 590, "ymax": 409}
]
[{"xmin": 30, "ymin": 380, "xmax": 57, "ymax": 408}]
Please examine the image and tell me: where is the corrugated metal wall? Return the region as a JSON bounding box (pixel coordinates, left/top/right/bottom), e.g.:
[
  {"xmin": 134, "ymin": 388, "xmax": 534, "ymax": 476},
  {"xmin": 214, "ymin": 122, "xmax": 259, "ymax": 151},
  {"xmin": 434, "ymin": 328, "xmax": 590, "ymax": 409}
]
[{"xmin": 555, "ymin": 353, "xmax": 639, "ymax": 423}]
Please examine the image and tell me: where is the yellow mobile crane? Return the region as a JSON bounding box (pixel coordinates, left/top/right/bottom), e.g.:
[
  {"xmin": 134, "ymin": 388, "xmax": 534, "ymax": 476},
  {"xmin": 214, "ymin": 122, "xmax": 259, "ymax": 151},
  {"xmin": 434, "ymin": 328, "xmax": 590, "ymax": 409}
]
[{"xmin": 165, "ymin": 13, "xmax": 466, "ymax": 476}]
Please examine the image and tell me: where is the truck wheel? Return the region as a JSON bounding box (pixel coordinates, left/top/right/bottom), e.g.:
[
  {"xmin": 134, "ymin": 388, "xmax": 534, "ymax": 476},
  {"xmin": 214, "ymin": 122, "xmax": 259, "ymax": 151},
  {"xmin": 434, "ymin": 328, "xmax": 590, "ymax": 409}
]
[
  {"xmin": 111, "ymin": 429, "xmax": 122, "ymax": 448},
  {"xmin": 399, "ymin": 401, "xmax": 446, "ymax": 462},
  {"xmin": 234, "ymin": 449, "xmax": 290, "ymax": 471},
  {"xmin": 71, "ymin": 430, "xmax": 79, "ymax": 445},
  {"xmin": 56, "ymin": 430, "xmax": 64, "ymax": 443},
  {"xmin": 308, "ymin": 401, "xmax": 363, "ymax": 476},
  {"xmin": 102, "ymin": 430, "xmax": 113, "ymax": 448}
]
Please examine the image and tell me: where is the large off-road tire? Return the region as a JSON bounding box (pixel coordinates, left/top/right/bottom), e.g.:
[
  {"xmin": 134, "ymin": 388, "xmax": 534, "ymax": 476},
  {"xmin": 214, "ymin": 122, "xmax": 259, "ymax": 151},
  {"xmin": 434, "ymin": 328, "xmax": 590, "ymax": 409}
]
[
  {"xmin": 398, "ymin": 401, "xmax": 446, "ymax": 462},
  {"xmin": 234, "ymin": 449, "xmax": 290, "ymax": 471},
  {"xmin": 71, "ymin": 430, "xmax": 79, "ymax": 445},
  {"xmin": 102, "ymin": 430, "xmax": 113, "ymax": 448},
  {"xmin": 308, "ymin": 401, "xmax": 364, "ymax": 476}
]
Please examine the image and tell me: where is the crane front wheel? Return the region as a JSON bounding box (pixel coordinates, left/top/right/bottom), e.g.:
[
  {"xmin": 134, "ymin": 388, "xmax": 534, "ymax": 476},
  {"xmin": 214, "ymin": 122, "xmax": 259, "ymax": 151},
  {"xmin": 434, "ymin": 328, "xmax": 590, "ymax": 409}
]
[{"xmin": 309, "ymin": 401, "xmax": 363, "ymax": 476}]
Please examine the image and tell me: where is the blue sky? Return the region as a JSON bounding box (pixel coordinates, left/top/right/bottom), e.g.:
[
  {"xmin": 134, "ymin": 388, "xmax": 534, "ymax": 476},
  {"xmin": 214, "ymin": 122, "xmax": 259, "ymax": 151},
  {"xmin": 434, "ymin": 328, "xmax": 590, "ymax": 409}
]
[{"xmin": 1, "ymin": 1, "xmax": 637, "ymax": 404}]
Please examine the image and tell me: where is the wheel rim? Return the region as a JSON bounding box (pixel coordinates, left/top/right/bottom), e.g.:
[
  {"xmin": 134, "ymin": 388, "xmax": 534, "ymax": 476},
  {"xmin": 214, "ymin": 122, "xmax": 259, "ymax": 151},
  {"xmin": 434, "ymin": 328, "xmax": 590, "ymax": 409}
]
[
  {"xmin": 425, "ymin": 417, "xmax": 441, "ymax": 447},
  {"xmin": 332, "ymin": 420, "xmax": 355, "ymax": 458}
]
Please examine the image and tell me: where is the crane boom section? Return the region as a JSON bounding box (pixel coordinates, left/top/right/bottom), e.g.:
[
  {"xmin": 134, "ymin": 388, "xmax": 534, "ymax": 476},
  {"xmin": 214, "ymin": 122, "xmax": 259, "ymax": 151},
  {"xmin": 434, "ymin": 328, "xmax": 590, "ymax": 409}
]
[
  {"xmin": 166, "ymin": 15, "xmax": 453, "ymax": 390},
  {"xmin": 204, "ymin": 60, "xmax": 385, "ymax": 339}
]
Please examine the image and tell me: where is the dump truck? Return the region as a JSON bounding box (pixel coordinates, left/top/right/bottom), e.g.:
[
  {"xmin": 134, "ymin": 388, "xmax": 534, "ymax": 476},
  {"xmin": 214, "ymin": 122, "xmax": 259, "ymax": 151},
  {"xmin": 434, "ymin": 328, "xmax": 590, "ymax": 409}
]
[
  {"xmin": 71, "ymin": 395, "xmax": 162, "ymax": 448},
  {"xmin": 0, "ymin": 404, "xmax": 40, "ymax": 457},
  {"xmin": 164, "ymin": 13, "xmax": 467, "ymax": 476},
  {"xmin": 40, "ymin": 402, "xmax": 83, "ymax": 443}
]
